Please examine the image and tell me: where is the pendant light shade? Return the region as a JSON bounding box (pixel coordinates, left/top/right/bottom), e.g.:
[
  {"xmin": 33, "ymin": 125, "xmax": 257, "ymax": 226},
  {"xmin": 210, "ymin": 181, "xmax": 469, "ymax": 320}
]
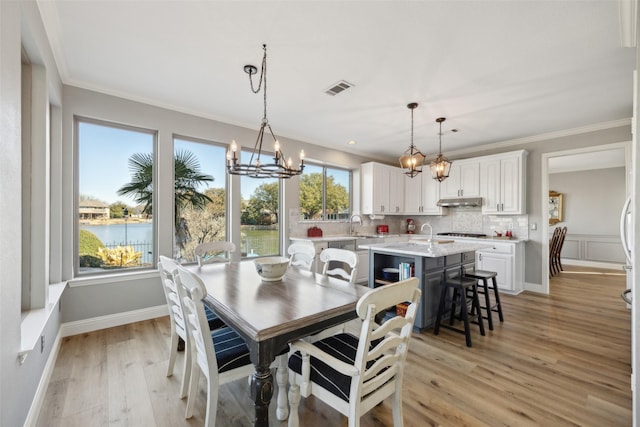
[
  {"xmin": 430, "ymin": 117, "xmax": 452, "ymax": 182},
  {"xmin": 399, "ymin": 103, "xmax": 426, "ymax": 178}
]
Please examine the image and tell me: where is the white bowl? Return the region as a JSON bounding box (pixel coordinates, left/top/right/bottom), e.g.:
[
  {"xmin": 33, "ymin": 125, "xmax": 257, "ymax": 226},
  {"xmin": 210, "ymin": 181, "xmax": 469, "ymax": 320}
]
[{"xmin": 254, "ymin": 256, "xmax": 290, "ymax": 281}]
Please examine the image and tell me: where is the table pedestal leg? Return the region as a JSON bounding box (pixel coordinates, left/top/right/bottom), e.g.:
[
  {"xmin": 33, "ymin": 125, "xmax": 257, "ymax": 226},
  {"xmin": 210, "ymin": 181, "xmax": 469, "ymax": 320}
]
[{"xmin": 250, "ymin": 366, "xmax": 273, "ymax": 427}]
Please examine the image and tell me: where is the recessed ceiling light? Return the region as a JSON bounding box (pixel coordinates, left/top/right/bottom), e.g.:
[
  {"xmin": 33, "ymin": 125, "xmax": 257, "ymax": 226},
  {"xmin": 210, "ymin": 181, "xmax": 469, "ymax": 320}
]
[{"xmin": 347, "ymin": 140, "xmax": 357, "ymax": 145}]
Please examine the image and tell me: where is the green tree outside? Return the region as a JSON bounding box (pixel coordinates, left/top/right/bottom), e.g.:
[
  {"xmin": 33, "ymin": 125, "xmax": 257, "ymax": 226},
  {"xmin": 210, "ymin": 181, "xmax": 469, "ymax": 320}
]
[{"xmin": 299, "ymin": 172, "xmax": 349, "ymax": 220}]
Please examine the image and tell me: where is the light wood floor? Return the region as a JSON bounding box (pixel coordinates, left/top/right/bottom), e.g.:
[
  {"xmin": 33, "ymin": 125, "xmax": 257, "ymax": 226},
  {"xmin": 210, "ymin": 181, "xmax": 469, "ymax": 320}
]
[{"xmin": 36, "ymin": 266, "xmax": 631, "ymax": 426}]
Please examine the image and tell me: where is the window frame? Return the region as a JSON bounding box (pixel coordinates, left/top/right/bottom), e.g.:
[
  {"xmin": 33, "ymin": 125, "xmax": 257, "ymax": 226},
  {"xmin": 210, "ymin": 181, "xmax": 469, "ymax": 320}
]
[
  {"xmin": 299, "ymin": 161, "xmax": 352, "ymax": 222},
  {"xmin": 172, "ymin": 134, "xmax": 230, "ymax": 263},
  {"xmin": 74, "ymin": 116, "xmax": 158, "ymax": 277}
]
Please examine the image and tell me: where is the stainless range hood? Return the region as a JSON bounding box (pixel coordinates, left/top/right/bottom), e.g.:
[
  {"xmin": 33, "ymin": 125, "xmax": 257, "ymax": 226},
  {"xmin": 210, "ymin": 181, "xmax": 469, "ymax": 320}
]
[{"xmin": 436, "ymin": 197, "xmax": 483, "ymax": 207}]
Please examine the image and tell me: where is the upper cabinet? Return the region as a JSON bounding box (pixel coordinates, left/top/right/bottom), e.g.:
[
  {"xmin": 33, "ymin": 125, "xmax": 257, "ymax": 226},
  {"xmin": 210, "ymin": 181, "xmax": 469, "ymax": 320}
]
[
  {"xmin": 480, "ymin": 150, "xmax": 527, "ymax": 215},
  {"xmin": 361, "ymin": 162, "xmax": 404, "ymax": 215},
  {"xmin": 404, "ymin": 172, "xmax": 444, "ymax": 215},
  {"xmin": 441, "ymin": 159, "xmax": 481, "ymax": 198}
]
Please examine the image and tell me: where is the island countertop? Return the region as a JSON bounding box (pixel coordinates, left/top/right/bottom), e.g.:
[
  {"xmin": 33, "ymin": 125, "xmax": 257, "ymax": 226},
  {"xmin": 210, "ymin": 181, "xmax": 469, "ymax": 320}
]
[{"xmin": 359, "ymin": 240, "xmax": 492, "ymax": 257}]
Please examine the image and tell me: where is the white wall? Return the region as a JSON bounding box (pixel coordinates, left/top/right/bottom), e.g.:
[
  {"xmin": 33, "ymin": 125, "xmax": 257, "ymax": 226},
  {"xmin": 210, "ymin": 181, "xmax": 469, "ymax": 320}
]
[
  {"xmin": 61, "ymin": 85, "xmax": 377, "ymax": 323},
  {"xmin": 1, "ymin": 2, "xmax": 64, "ymax": 426},
  {"xmin": 550, "ymin": 167, "xmax": 625, "ymax": 235}
]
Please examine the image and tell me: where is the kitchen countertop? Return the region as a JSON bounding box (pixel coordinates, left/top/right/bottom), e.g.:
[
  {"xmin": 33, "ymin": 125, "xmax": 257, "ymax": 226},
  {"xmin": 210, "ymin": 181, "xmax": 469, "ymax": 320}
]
[
  {"xmin": 290, "ymin": 234, "xmax": 526, "ymax": 244},
  {"xmin": 358, "ymin": 240, "xmax": 493, "ymax": 257},
  {"xmin": 290, "ymin": 234, "xmax": 402, "ymax": 243}
]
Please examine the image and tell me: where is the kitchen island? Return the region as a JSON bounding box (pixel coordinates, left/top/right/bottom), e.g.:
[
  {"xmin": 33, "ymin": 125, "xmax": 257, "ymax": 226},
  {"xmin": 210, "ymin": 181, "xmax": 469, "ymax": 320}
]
[{"xmin": 358, "ymin": 240, "xmax": 492, "ymax": 330}]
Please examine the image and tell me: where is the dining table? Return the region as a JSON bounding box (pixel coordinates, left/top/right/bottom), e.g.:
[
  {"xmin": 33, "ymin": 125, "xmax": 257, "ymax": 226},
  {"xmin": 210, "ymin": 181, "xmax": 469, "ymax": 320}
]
[{"xmin": 184, "ymin": 260, "xmax": 370, "ymax": 427}]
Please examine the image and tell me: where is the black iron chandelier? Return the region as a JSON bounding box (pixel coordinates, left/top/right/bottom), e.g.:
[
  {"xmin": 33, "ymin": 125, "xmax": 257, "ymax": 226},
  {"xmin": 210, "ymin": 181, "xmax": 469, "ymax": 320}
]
[
  {"xmin": 398, "ymin": 102, "xmax": 426, "ymax": 178},
  {"xmin": 226, "ymin": 44, "xmax": 305, "ymax": 179},
  {"xmin": 430, "ymin": 117, "xmax": 452, "ymax": 182}
]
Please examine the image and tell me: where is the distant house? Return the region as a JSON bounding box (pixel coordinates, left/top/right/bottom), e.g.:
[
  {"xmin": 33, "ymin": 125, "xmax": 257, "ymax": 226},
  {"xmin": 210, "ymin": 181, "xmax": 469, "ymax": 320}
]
[{"xmin": 79, "ymin": 199, "xmax": 110, "ymax": 220}]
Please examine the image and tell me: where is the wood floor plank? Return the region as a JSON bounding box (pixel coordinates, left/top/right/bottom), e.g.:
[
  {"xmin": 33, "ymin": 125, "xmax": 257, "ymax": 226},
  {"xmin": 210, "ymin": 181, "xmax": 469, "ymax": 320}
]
[{"xmin": 36, "ymin": 266, "xmax": 632, "ymax": 426}]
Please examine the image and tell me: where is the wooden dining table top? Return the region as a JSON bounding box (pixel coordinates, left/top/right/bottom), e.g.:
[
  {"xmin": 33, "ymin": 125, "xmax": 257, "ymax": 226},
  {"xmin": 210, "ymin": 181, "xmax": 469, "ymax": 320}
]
[{"xmin": 184, "ymin": 260, "xmax": 369, "ymax": 345}]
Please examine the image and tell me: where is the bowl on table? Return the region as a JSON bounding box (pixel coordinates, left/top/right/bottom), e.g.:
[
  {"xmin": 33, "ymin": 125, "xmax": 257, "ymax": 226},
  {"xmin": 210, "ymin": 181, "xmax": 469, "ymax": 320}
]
[{"xmin": 254, "ymin": 256, "xmax": 290, "ymax": 281}]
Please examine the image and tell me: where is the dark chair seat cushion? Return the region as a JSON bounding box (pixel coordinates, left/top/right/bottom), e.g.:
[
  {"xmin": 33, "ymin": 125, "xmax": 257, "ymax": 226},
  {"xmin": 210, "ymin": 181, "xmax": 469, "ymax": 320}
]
[
  {"xmin": 204, "ymin": 304, "xmax": 226, "ymax": 330},
  {"xmin": 211, "ymin": 327, "xmax": 251, "ymax": 373},
  {"xmin": 289, "ymin": 333, "xmax": 361, "ymax": 402}
]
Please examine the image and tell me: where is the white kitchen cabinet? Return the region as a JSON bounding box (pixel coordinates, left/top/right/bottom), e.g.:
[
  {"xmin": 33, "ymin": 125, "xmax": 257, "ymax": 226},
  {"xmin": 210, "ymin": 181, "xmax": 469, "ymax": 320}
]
[
  {"xmin": 475, "ymin": 241, "xmax": 524, "ymax": 294},
  {"xmin": 441, "ymin": 159, "xmax": 480, "ymax": 198},
  {"xmin": 422, "ymin": 174, "xmax": 445, "ymax": 215},
  {"xmin": 361, "ymin": 162, "xmax": 404, "ymax": 215},
  {"xmin": 481, "ymin": 150, "xmax": 527, "ymax": 214},
  {"xmin": 404, "ymin": 172, "xmax": 445, "ymax": 215},
  {"xmin": 356, "ymin": 249, "xmax": 369, "ymax": 284}
]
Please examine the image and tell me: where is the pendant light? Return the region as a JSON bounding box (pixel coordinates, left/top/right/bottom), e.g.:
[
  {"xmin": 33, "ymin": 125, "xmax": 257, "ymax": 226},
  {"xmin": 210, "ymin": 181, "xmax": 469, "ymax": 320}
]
[
  {"xmin": 430, "ymin": 117, "xmax": 452, "ymax": 182},
  {"xmin": 398, "ymin": 102, "xmax": 426, "ymax": 178},
  {"xmin": 226, "ymin": 44, "xmax": 305, "ymax": 179}
]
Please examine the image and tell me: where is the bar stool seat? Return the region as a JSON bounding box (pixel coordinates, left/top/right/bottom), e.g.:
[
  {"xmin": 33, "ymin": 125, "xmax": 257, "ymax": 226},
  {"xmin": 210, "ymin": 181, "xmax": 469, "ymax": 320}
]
[
  {"xmin": 464, "ymin": 270, "xmax": 504, "ymax": 330},
  {"xmin": 434, "ymin": 276, "xmax": 485, "ymax": 347}
]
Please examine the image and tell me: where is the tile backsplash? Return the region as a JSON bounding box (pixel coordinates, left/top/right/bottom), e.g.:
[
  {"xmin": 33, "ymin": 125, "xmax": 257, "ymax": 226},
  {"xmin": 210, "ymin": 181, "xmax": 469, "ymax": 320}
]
[{"xmin": 289, "ymin": 207, "xmax": 529, "ymax": 240}]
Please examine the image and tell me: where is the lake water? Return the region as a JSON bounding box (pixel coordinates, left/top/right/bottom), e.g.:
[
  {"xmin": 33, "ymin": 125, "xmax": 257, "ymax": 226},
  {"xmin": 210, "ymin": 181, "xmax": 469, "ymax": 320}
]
[{"xmin": 81, "ymin": 222, "xmax": 153, "ymax": 246}]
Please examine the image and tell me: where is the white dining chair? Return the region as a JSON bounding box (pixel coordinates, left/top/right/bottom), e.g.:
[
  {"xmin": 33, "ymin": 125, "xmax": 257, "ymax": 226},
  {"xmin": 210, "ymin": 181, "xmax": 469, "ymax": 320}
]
[
  {"xmin": 158, "ymin": 256, "xmax": 226, "ymax": 398},
  {"xmin": 320, "ymin": 248, "xmax": 358, "ymax": 284},
  {"xmin": 174, "ymin": 265, "xmax": 290, "ymax": 425},
  {"xmin": 287, "ymin": 242, "xmax": 316, "ymax": 271},
  {"xmin": 194, "ymin": 241, "xmax": 236, "ymax": 267},
  {"xmin": 287, "ymin": 277, "xmax": 421, "ymax": 427},
  {"xmin": 158, "ymin": 255, "xmax": 194, "ymax": 399}
]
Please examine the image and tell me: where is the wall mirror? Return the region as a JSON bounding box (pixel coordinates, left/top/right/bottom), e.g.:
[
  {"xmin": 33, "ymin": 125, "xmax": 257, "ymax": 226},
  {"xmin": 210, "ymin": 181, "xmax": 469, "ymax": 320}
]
[{"xmin": 549, "ymin": 191, "xmax": 563, "ymax": 225}]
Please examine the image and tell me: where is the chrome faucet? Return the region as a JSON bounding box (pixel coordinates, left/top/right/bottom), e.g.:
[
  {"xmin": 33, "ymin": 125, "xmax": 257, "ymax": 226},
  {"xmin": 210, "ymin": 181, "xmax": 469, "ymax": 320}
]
[
  {"xmin": 420, "ymin": 223, "xmax": 433, "ymax": 242},
  {"xmin": 349, "ymin": 214, "xmax": 363, "ymax": 236}
]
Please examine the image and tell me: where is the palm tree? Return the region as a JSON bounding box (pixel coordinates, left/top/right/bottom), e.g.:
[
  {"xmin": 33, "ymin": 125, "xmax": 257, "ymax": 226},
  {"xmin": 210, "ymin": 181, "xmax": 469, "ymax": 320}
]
[{"xmin": 117, "ymin": 149, "xmax": 214, "ymax": 244}]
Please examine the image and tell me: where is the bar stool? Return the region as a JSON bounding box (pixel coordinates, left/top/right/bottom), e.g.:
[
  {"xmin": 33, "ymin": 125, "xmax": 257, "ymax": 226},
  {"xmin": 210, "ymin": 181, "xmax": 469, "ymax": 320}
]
[
  {"xmin": 464, "ymin": 270, "xmax": 503, "ymax": 330},
  {"xmin": 434, "ymin": 276, "xmax": 485, "ymax": 347}
]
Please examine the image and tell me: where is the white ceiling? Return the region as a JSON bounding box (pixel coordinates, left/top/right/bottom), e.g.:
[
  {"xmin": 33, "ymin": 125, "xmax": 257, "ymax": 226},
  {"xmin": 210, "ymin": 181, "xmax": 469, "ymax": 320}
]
[{"xmin": 36, "ymin": 1, "xmax": 636, "ymax": 163}]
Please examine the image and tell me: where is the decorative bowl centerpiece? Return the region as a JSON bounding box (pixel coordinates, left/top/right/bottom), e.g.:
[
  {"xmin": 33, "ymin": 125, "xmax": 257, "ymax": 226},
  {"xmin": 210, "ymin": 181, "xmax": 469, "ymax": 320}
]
[{"xmin": 254, "ymin": 256, "xmax": 290, "ymax": 282}]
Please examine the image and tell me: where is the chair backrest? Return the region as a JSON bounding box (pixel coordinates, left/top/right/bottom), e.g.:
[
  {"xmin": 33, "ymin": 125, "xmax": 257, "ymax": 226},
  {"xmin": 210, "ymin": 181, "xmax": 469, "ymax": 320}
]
[
  {"xmin": 174, "ymin": 266, "xmax": 219, "ymax": 376},
  {"xmin": 353, "ymin": 277, "xmax": 421, "ymax": 406},
  {"xmin": 158, "ymin": 256, "xmax": 188, "ymax": 341},
  {"xmin": 287, "ymin": 243, "xmax": 316, "ymax": 271},
  {"xmin": 556, "ymin": 226, "xmax": 568, "ymax": 256},
  {"xmin": 320, "ymin": 248, "xmax": 358, "ymax": 283},
  {"xmin": 194, "ymin": 241, "xmax": 236, "ymax": 267}
]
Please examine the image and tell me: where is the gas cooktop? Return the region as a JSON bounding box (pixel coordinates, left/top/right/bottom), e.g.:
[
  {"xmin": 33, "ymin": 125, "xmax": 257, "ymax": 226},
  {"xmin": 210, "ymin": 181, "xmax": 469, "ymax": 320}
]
[{"xmin": 437, "ymin": 232, "xmax": 487, "ymax": 238}]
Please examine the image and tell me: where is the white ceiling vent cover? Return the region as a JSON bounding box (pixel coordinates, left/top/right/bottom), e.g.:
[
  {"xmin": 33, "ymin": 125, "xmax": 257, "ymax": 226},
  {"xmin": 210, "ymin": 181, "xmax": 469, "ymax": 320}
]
[{"xmin": 325, "ymin": 80, "xmax": 354, "ymax": 96}]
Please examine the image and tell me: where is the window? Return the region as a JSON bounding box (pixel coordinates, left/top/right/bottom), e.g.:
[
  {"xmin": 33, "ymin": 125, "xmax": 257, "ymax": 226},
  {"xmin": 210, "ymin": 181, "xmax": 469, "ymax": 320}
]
[
  {"xmin": 299, "ymin": 163, "xmax": 351, "ymax": 221},
  {"xmin": 77, "ymin": 118, "xmax": 155, "ymax": 274},
  {"xmin": 240, "ymin": 150, "xmax": 280, "ymax": 257},
  {"xmin": 173, "ymin": 137, "xmax": 228, "ymax": 262}
]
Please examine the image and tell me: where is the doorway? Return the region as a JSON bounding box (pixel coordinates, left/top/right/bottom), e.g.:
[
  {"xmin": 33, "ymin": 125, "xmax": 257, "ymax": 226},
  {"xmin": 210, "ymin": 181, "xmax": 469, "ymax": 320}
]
[{"xmin": 540, "ymin": 141, "xmax": 631, "ymax": 294}]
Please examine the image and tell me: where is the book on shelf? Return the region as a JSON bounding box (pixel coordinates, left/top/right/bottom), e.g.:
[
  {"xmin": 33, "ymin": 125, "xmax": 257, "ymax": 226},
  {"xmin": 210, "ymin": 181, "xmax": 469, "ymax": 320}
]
[{"xmin": 398, "ymin": 262, "xmax": 414, "ymax": 280}]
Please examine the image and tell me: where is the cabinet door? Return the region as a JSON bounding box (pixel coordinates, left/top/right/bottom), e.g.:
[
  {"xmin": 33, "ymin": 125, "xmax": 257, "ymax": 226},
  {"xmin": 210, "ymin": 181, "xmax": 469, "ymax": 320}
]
[
  {"xmin": 477, "ymin": 252, "xmax": 512, "ymax": 291},
  {"xmin": 442, "ymin": 161, "xmax": 480, "ymax": 197},
  {"xmin": 481, "ymin": 158, "xmax": 501, "ymax": 214},
  {"xmin": 459, "ymin": 161, "xmax": 480, "ymax": 197},
  {"xmin": 404, "ymin": 172, "xmax": 423, "ymax": 213},
  {"xmin": 388, "ymin": 167, "xmax": 404, "ymax": 213},
  {"xmin": 356, "ymin": 250, "xmax": 369, "ymax": 284},
  {"xmin": 499, "ymin": 156, "xmax": 521, "ymax": 213},
  {"xmin": 361, "ymin": 162, "xmax": 390, "ymax": 214},
  {"xmin": 441, "ymin": 164, "xmax": 461, "ymax": 197},
  {"xmin": 423, "ymin": 270, "xmax": 444, "ymax": 329},
  {"xmin": 422, "ymin": 174, "xmax": 444, "ymax": 215}
]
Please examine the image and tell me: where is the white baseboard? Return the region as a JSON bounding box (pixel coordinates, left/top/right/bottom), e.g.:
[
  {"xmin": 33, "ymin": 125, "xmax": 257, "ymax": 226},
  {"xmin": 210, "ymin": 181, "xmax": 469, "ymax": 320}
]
[
  {"xmin": 25, "ymin": 305, "xmax": 169, "ymax": 426},
  {"xmin": 23, "ymin": 329, "xmax": 64, "ymax": 427},
  {"xmin": 60, "ymin": 304, "xmax": 168, "ymax": 337},
  {"xmin": 562, "ymin": 259, "xmax": 624, "ymax": 270}
]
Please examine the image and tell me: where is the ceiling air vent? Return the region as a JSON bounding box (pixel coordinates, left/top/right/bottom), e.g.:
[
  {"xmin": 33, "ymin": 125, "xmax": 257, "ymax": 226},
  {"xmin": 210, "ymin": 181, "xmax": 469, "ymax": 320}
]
[{"xmin": 325, "ymin": 80, "xmax": 354, "ymax": 96}]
